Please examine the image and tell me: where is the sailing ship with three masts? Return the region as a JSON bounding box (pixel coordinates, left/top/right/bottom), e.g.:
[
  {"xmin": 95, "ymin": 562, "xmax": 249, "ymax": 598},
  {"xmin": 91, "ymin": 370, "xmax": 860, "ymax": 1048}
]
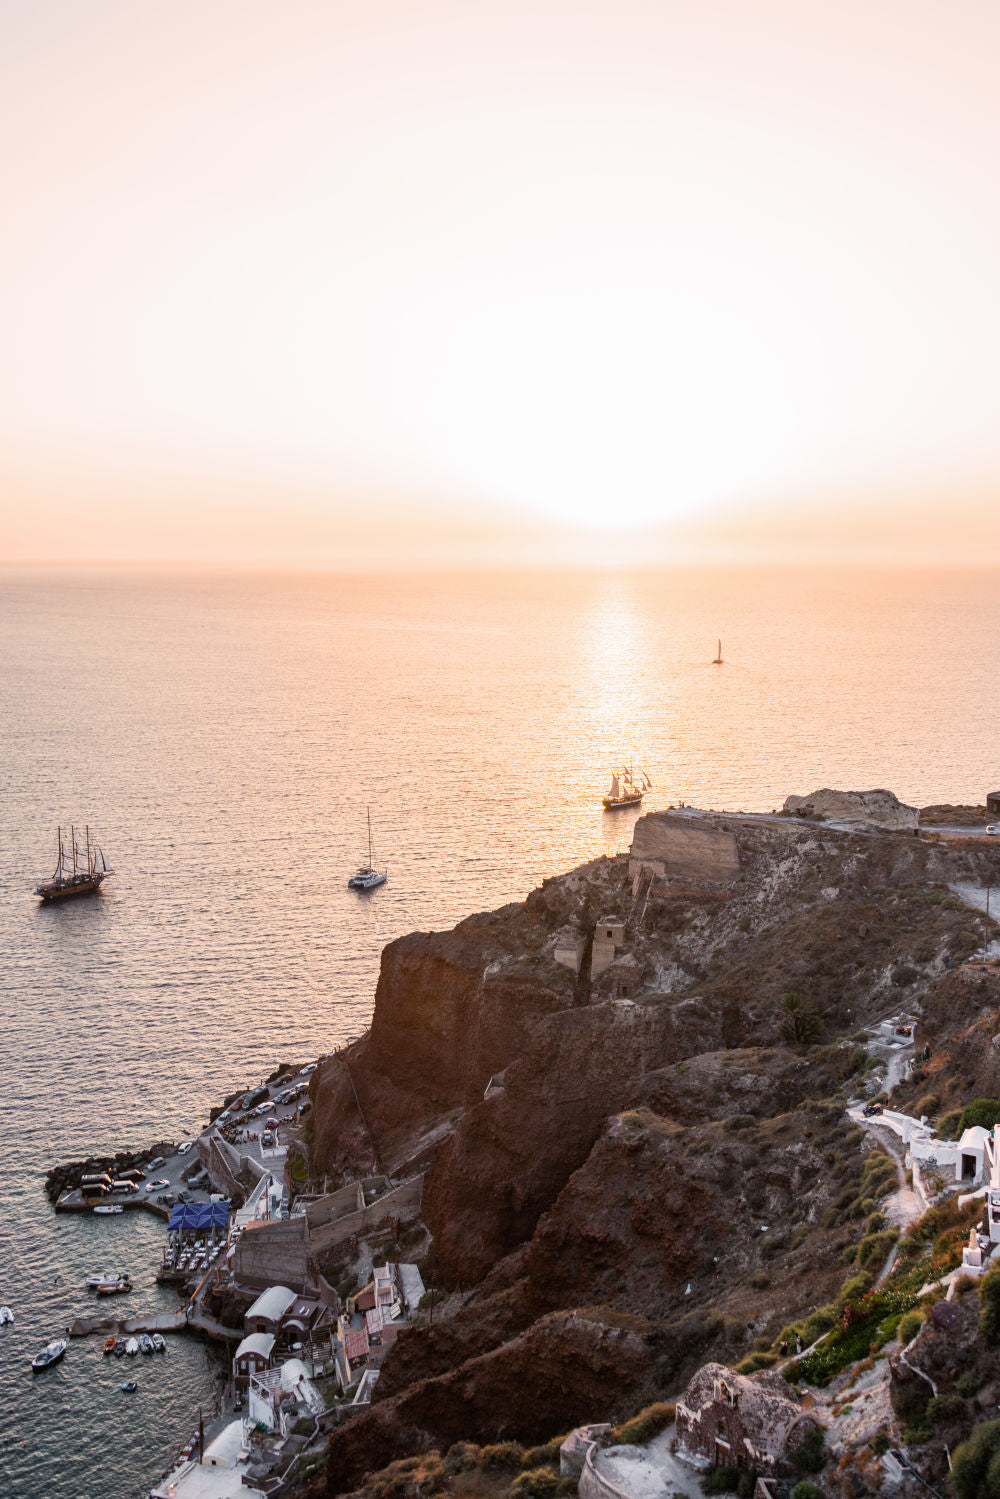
[
  {"xmin": 35, "ymin": 826, "xmax": 113, "ymax": 902},
  {"xmin": 347, "ymin": 807, "xmax": 387, "ymax": 890},
  {"xmin": 602, "ymin": 764, "xmax": 651, "ymax": 809}
]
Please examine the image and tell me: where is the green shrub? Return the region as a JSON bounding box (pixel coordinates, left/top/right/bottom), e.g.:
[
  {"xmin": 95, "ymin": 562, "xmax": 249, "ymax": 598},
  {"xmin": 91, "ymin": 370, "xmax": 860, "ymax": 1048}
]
[
  {"xmin": 508, "ymin": 1470, "xmax": 560, "ymax": 1499},
  {"xmin": 723, "ymin": 1114, "xmax": 757, "ymax": 1132},
  {"xmin": 481, "ymin": 1444, "xmax": 525, "ymax": 1471},
  {"xmin": 869, "ymin": 1432, "xmax": 889, "ymax": 1455},
  {"xmin": 750, "ymin": 1271, "xmax": 771, "ymax": 1289},
  {"xmin": 838, "ymin": 1271, "xmax": 876, "ymax": 1306},
  {"xmin": 791, "ymin": 1426, "xmax": 826, "ymax": 1473},
  {"xmin": 791, "ymin": 1485, "xmax": 821, "ymax": 1499},
  {"xmin": 865, "ymin": 1211, "xmax": 887, "ymax": 1234},
  {"xmin": 898, "ymin": 1310, "xmax": 925, "ymax": 1345},
  {"xmin": 701, "ymin": 1467, "xmax": 740, "ymax": 1495},
  {"xmin": 520, "ymin": 1442, "xmax": 565, "ymax": 1470},
  {"xmin": 902, "ymin": 1418, "xmax": 933, "ymax": 1446},
  {"xmin": 610, "ymin": 1403, "xmax": 676, "ymax": 1445},
  {"xmin": 957, "ymin": 1370, "xmax": 985, "ymax": 1397},
  {"xmin": 801, "ymin": 1307, "xmax": 836, "ymax": 1343},
  {"xmin": 951, "ymin": 1419, "xmax": 1000, "ymax": 1499},
  {"xmin": 443, "ymin": 1443, "xmax": 481, "ymax": 1475},
  {"xmin": 927, "ymin": 1392, "xmax": 966, "ymax": 1424},
  {"xmin": 937, "ymin": 1109, "xmax": 963, "ymax": 1140},
  {"xmin": 857, "ymin": 1230, "xmax": 899, "ymax": 1269},
  {"xmin": 914, "ymin": 1093, "xmax": 941, "ymax": 1118},
  {"xmin": 981, "ymin": 1264, "xmax": 1000, "ymax": 1342},
  {"xmin": 779, "ymin": 993, "xmax": 823, "ymax": 1046},
  {"xmin": 735, "ymin": 1352, "xmax": 776, "ymax": 1373},
  {"xmin": 960, "ymin": 1099, "xmax": 1000, "ymax": 1132}
]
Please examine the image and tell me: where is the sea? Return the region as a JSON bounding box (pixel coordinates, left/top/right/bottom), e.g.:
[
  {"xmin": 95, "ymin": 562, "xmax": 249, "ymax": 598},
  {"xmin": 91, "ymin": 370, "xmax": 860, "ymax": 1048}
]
[{"xmin": 2, "ymin": 564, "xmax": 998, "ymax": 1498}]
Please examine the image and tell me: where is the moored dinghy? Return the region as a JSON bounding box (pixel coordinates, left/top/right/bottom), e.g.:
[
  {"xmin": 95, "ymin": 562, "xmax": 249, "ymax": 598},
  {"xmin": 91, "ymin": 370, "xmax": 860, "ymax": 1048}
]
[
  {"xmin": 31, "ymin": 1339, "xmax": 67, "ymax": 1371},
  {"xmin": 0, "ymin": 1305, "xmax": 13, "ymax": 1325}
]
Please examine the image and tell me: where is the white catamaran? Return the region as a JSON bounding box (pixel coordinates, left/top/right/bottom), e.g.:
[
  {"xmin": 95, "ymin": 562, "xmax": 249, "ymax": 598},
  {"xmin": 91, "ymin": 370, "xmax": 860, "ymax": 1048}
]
[
  {"xmin": 348, "ymin": 808, "xmax": 387, "ymax": 890},
  {"xmin": 602, "ymin": 765, "xmax": 651, "ymax": 809},
  {"xmin": 35, "ymin": 826, "xmax": 113, "ymax": 902}
]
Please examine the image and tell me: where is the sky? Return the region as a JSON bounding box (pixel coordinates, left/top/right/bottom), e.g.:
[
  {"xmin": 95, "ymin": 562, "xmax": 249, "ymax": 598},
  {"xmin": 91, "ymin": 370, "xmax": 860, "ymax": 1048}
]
[{"xmin": 3, "ymin": 0, "xmax": 1000, "ymax": 567}]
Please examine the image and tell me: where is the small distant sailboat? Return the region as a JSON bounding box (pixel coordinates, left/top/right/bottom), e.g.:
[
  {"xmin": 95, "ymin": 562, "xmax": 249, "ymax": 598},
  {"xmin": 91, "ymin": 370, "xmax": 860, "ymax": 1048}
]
[
  {"xmin": 35, "ymin": 825, "xmax": 113, "ymax": 902},
  {"xmin": 602, "ymin": 764, "xmax": 651, "ymax": 810},
  {"xmin": 712, "ymin": 639, "xmax": 724, "ymax": 665},
  {"xmin": 348, "ymin": 807, "xmax": 388, "ymax": 891}
]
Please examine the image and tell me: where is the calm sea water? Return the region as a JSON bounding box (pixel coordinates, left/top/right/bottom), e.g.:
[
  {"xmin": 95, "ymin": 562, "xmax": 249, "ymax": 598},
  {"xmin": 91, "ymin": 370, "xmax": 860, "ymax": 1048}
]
[{"xmin": 2, "ymin": 565, "xmax": 998, "ymax": 1497}]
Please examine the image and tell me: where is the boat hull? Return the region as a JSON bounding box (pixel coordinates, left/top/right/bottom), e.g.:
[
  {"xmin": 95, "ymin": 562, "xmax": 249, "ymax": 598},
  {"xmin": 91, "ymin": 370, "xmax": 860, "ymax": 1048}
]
[
  {"xmin": 35, "ymin": 874, "xmax": 107, "ymax": 902},
  {"xmin": 602, "ymin": 793, "xmax": 643, "ymax": 809},
  {"xmin": 348, "ymin": 871, "xmax": 387, "ymax": 890}
]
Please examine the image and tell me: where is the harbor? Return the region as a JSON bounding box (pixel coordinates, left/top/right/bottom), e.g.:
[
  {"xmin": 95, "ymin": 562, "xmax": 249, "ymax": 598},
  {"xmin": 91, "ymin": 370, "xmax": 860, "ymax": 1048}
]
[{"xmin": 27, "ymin": 1050, "xmax": 432, "ymax": 1496}]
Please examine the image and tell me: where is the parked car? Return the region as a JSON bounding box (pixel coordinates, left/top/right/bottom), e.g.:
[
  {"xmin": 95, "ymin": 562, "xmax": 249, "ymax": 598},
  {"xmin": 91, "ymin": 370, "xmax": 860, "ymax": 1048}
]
[
  {"xmin": 176, "ymin": 1142, "xmax": 193, "ymax": 1155},
  {"xmin": 261, "ymin": 1132, "xmax": 274, "ymax": 1147},
  {"xmin": 145, "ymin": 1178, "xmax": 170, "ymax": 1192},
  {"xmin": 265, "ymin": 1118, "xmax": 279, "ymax": 1129},
  {"xmin": 147, "ymin": 1156, "xmax": 166, "ymax": 1171},
  {"xmin": 987, "ymin": 824, "xmax": 999, "ymax": 836}
]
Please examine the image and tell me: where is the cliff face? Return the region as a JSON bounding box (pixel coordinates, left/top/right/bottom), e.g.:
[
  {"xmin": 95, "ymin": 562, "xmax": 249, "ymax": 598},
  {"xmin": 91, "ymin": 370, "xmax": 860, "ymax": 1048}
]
[{"xmin": 311, "ymin": 810, "xmax": 1000, "ymax": 1495}]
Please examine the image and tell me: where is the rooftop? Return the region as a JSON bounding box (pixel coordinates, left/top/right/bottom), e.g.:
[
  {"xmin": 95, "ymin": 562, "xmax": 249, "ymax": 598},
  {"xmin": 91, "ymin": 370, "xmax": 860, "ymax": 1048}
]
[
  {"xmin": 246, "ymin": 1285, "xmax": 296, "ymax": 1324},
  {"xmin": 234, "ymin": 1332, "xmax": 275, "ymax": 1363}
]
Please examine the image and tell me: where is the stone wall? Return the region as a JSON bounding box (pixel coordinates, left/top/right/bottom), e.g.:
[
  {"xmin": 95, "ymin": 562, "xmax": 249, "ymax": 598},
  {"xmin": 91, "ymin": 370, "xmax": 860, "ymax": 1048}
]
[
  {"xmin": 629, "ymin": 814, "xmax": 740, "ymax": 886},
  {"xmin": 307, "ymin": 1176, "xmax": 424, "ymax": 1260},
  {"xmin": 233, "ymin": 1217, "xmax": 310, "ymax": 1291}
]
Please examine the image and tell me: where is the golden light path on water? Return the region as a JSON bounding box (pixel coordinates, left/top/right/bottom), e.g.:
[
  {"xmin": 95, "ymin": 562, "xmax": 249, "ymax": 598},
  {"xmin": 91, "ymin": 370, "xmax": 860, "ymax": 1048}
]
[{"xmin": 1, "ymin": 565, "xmax": 998, "ymax": 1496}]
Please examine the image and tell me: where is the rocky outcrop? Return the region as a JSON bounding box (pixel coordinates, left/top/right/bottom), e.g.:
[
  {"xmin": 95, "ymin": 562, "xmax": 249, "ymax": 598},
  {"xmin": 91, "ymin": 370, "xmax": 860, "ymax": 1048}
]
[
  {"xmin": 783, "ymin": 787, "xmax": 919, "ymax": 830},
  {"xmin": 629, "ymin": 812, "xmax": 741, "ymax": 885},
  {"xmin": 326, "ymin": 1310, "xmax": 654, "ymax": 1494}
]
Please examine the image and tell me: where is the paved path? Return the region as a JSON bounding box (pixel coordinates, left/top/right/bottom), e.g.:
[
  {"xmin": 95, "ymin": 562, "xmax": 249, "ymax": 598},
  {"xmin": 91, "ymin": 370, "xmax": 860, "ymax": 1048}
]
[{"xmin": 593, "ymin": 1428, "xmax": 706, "ymax": 1499}]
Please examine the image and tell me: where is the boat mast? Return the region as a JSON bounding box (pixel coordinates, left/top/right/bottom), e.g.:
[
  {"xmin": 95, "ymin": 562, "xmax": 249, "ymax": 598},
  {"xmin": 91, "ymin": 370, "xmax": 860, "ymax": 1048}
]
[
  {"xmin": 86, "ymin": 825, "xmax": 91, "ymax": 877},
  {"xmin": 367, "ymin": 806, "xmax": 374, "ymax": 868},
  {"xmin": 56, "ymin": 826, "xmax": 63, "ymax": 881},
  {"xmin": 71, "ymin": 824, "xmax": 77, "ymax": 876}
]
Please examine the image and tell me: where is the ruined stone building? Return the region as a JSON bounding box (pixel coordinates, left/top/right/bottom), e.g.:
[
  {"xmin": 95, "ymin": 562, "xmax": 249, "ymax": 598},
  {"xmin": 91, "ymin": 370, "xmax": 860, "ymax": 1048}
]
[{"xmin": 676, "ymin": 1363, "xmax": 823, "ymax": 1476}]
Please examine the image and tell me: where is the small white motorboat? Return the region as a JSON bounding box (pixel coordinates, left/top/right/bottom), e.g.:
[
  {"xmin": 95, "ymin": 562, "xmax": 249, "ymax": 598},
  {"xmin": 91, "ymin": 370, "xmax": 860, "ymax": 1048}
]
[
  {"xmin": 125, "ymin": 1336, "xmax": 139, "ymax": 1356},
  {"xmin": 139, "ymin": 1333, "xmax": 154, "ymax": 1355},
  {"xmin": 31, "ymin": 1339, "xmax": 67, "ymax": 1371},
  {"xmin": 151, "ymin": 1332, "xmax": 166, "ymax": 1352},
  {"xmin": 120, "ymin": 1379, "xmax": 138, "ymax": 1393},
  {"xmin": 0, "ymin": 1305, "xmax": 13, "ymax": 1325},
  {"xmin": 94, "ymin": 1204, "xmax": 124, "ymax": 1215},
  {"xmin": 96, "ymin": 1275, "xmax": 133, "ymax": 1296},
  {"xmin": 86, "ymin": 1273, "xmax": 120, "ymax": 1289}
]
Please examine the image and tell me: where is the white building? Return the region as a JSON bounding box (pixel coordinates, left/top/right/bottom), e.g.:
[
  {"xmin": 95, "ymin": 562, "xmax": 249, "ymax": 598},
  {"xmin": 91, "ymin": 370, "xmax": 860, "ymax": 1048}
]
[
  {"xmin": 245, "ymin": 1284, "xmax": 297, "ymax": 1334},
  {"xmin": 248, "ymin": 1356, "xmax": 323, "ymax": 1437},
  {"xmin": 233, "ymin": 1331, "xmax": 275, "ymax": 1387},
  {"xmin": 149, "ymin": 1420, "xmax": 262, "ymax": 1499}
]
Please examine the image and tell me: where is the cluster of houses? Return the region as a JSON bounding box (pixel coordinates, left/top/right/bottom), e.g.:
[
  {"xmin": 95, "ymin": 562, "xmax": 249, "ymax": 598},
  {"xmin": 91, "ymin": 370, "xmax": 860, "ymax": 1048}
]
[{"xmin": 149, "ymin": 1261, "xmax": 425, "ymax": 1499}]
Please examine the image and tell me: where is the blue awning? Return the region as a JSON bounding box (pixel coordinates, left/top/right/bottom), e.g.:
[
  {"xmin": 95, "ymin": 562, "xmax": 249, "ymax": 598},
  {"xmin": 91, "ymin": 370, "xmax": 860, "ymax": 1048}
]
[{"xmin": 168, "ymin": 1201, "xmax": 230, "ymax": 1232}]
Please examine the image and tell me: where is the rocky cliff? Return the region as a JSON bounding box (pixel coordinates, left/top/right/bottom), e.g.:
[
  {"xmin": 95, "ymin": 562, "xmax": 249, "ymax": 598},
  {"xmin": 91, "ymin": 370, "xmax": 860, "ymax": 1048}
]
[{"xmin": 310, "ymin": 806, "xmax": 1000, "ymax": 1494}]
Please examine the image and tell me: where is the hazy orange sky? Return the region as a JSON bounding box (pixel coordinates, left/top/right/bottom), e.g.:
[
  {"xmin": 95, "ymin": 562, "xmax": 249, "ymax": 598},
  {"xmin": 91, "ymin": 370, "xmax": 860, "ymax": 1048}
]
[{"xmin": 3, "ymin": 1, "xmax": 1000, "ymax": 566}]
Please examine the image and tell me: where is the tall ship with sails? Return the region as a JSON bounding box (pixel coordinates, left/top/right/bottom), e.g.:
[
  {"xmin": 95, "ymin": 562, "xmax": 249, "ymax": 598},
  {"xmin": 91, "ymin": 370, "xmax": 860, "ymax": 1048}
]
[
  {"xmin": 602, "ymin": 765, "xmax": 651, "ymax": 809},
  {"xmin": 35, "ymin": 826, "xmax": 113, "ymax": 902}
]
